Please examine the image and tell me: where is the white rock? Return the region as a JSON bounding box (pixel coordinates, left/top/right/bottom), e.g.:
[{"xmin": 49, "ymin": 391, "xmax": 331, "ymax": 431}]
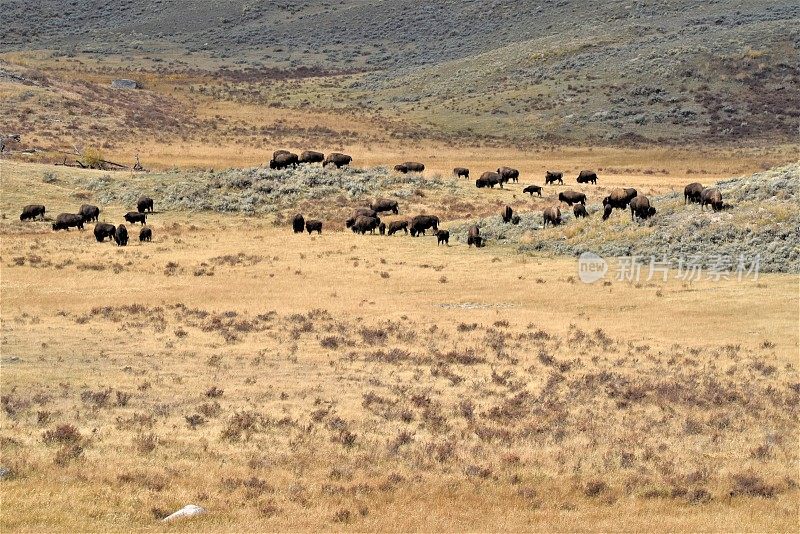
[{"xmin": 161, "ymin": 504, "xmax": 205, "ymax": 522}]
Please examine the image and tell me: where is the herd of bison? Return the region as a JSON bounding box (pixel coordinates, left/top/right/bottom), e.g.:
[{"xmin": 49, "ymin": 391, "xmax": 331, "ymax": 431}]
[{"xmin": 18, "ymin": 149, "xmax": 725, "ymax": 249}]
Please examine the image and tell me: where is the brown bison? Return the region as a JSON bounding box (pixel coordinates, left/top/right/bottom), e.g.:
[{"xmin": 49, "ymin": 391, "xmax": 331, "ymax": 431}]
[
  {"xmin": 501, "ymin": 205, "xmax": 513, "ymax": 223},
  {"xmin": 467, "ymin": 225, "xmax": 484, "ymax": 247},
  {"xmin": 351, "ymin": 215, "xmax": 381, "ymax": 234},
  {"xmin": 573, "ymin": 204, "xmax": 588, "ymax": 218},
  {"xmin": 52, "ymin": 213, "xmax": 84, "ymax": 231},
  {"xmin": 272, "ymin": 149, "xmax": 292, "ymax": 160},
  {"xmin": 630, "ymin": 196, "xmax": 656, "ymax": 220},
  {"xmin": 299, "ymin": 150, "xmax": 324, "ymax": 164},
  {"xmin": 346, "ymin": 208, "xmax": 378, "ymax": 228},
  {"xmin": 124, "ymin": 211, "xmax": 147, "ymax": 225},
  {"xmin": 20, "ymin": 204, "xmax": 45, "ymax": 221},
  {"xmin": 700, "ymin": 188, "xmax": 723, "ymax": 211},
  {"xmin": 545, "ymin": 171, "xmax": 563, "ymax": 184},
  {"xmin": 94, "ymin": 222, "xmax": 116, "ymax": 242},
  {"xmin": 542, "ymin": 207, "xmax": 562, "ymax": 227},
  {"xmin": 292, "ymin": 213, "xmax": 305, "ymax": 233},
  {"xmin": 576, "ymin": 170, "xmax": 598, "ymax": 184},
  {"xmin": 602, "ymin": 204, "xmax": 613, "ymax": 221},
  {"xmin": 370, "ymin": 198, "xmax": 399, "ymax": 214},
  {"xmin": 270, "ymin": 151, "xmax": 299, "ymax": 169},
  {"xmin": 476, "ymin": 171, "xmax": 503, "ymax": 189},
  {"xmin": 394, "ymin": 161, "xmax": 424, "ymax": 173},
  {"xmin": 379, "ymin": 222, "xmax": 386, "ymax": 235},
  {"xmin": 114, "ymin": 224, "xmax": 128, "ymax": 246},
  {"xmin": 602, "ymin": 188, "xmax": 638, "ymax": 210},
  {"xmin": 387, "ymin": 220, "xmax": 408, "ymax": 235},
  {"xmin": 137, "ymin": 197, "xmax": 154, "ymax": 213},
  {"xmin": 558, "ymin": 191, "xmax": 586, "ymax": 206},
  {"xmin": 410, "ymin": 215, "xmax": 439, "ymax": 237},
  {"xmin": 139, "ymin": 227, "xmax": 152, "ymax": 242},
  {"xmin": 453, "ymin": 167, "xmax": 470, "ymax": 178},
  {"xmin": 523, "ymin": 185, "xmax": 542, "ymax": 196},
  {"xmin": 306, "ymin": 220, "xmax": 323, "ymax": 234},
  {"xmin": 323, "ymin": 153, "xmax": 352, "ymax": 168},
  {"xmin": 78, "ymin": 204, "xmax": 100, "ymax": 222},
  {"xmin": 436, "ymin": 230, "xmax": 450, "ymax": 245},
  {"xmin": 497, "ymin": 166, "xmax": 519, "ymax": 183},
  {"xmin": 684, "ymin": 182, "xmax": 704, "ymax": 204}
]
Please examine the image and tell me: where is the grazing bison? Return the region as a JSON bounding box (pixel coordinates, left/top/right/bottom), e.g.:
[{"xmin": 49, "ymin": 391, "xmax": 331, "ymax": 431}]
[
  {"xmin": 78, "ymin": 204, "xmax": 100, "ymax": 222},
  {"xmin": 323, "ymin": 152, "xmax": 352, "ymax": 168},
  {"xmin": 94, "ymin": 222, "xmax": 116, "ymax": 242},
  {"xmin": 395, "ymin": 161, "xmax": 424, "ymax": 173},
  {"xmin": 684, "ymin": 182, "xmax": 704, "ymax": 204},
  {"xmin": 523, "ymin": 185, "xmax": 542, "ymax": 196},
  {"xmin": 630, "ymin": 195, "xmax": 656, "ymax": 220},
  {"xmin": 269, "ymin": 151, "xmax": 299, "ymax": 169},
  {"xmin": 436, "ymin": 230, "xmax": 450, "ymax": 246},
  {"xmin": 602, "ymin": 204, "xmax": 613, "ymax": 221},
  {"xmin": 139, "ymin": 227, "xmax": 152, "ymax": 242},
  {"xmin": 409, "ymin": 215, "xmax": 439, "ymax": 237},
  {"xmin": 576, "ymin": 170, "xmax": 598, "ymax": 184},
  {"xmin": 114, "ymin": 224, "xmax": 128, "ymax": 246},
  {"xmin": 387, "ymin": 220, "xmax": 408, "ymax": 235},
  {"xmin": 602, "ymin": 188, "xmax": 638, "ymax": 210},
  {"xmin": 501, "ymin": 205, "xmax": 513, "ymax": 223},
  {"xmin": 299, "ymin": 150, "xmax": 324, "ymax": 164},
  {"xmin": 351, "ymin": 215, "xmax": 381, "ymax": 235},
  {"xmin": 558, "ymin": 191, "xmax": 587, "ymax": 206},
  {"xmin": 124, "ymin": 211, "xmax": 147, "ymax": 225},
  {"xmin": 542, "ymin": 207, "xmax": 562, "ymax": 227},
  {"xmin": 476, "ymin": 171, "xmax": 503, "ymax": 189},
  {"xmin": 573, "ymin": 204, "xmax": 588, "ymax": 218},
  {"xmin": 545, "ymin": 171, "xmax": 563, "ymax": 184},
  {"xmin": 346, "ymin": 208, "xmax": 378, "ymax": 228},
  {"xmin": 700, "ymin": 188, "xmax": 723, "ymax": 211},
  {"xmin": 453, "ymin": 167, "xmax": 470, "ymax": 178},
  {"xmin": 379, "ymin": 222, "xmax": 386, "ymax": 235},
  {"xmin": 137, "ymin": 197, "xmax": 154, "ymax": 213},
  {"xmin": 20, "ymin": 204, "xmax": 45, "ymax": 221},
  {"xmin": 498, "ymin": 166, "xmax": 520, "ymax": 183},
  {"xmin": 305, "ymin": 220, "xmax": 323, "ymax": 234},
  {"xmin": 272, "ymin": 149, "xmax": 292, "ymax": 160},
  {"xmin": 52, "ymin": 213, "xmax": 84, "ymax": 231},
  {"xmin": 467, "ymin": 225, "xmax": 484, "ymax": 248},
  {"xmin": 370, "ymin": 198, "xmax": 399, "ymax": 214},
  {"xmin": 292, "ymin": 213, "xmax": 305, "ymax": 233}
]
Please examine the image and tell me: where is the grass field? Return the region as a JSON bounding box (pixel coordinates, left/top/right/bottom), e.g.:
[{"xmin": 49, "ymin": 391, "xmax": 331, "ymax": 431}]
[{"xmin": 1, "ymin": 158, "xmax": 798, "ymax": 531}]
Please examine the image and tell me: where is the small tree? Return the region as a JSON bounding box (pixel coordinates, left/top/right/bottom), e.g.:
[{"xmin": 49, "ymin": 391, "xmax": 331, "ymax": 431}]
[{"xmin": 81, "ymin": 147, "xmax": 105, "ymax": 169}]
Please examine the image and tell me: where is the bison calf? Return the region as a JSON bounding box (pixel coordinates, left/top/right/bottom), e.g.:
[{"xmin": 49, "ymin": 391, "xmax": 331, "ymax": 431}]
[
  {"xmin": 436, "ymin": 230, "xmax": 450, "ymax": 246},
  {"xmin": 139, "ymin": 227, "xmax": 152, "ymax": 242},
  {"xmin": 124, "ymin": 212, "xmax": 147, "ymax": 225},
  {"xmin": 523, "ymin": 185, "xmax": 542, "ymax": 197},
  {"xmin": 453, "ymin": 167, "xmax": 469, "ymax": 178},
  {"xmin": 573, "ymin": 204, "xmax": 588, "ymax": 218}
]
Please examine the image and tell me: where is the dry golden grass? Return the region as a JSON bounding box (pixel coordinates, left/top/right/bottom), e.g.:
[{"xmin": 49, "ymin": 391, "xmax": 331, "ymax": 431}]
[{"xmin": 1, "ymin": 161, "xmax": 798, "ymax": 531}]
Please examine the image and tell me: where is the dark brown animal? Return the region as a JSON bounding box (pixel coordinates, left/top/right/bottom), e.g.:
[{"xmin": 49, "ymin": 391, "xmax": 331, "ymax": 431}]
[
  {"xmin": 272, "ymin": 149, "xmax": 292, "ymax": 160},
  {"xmin": 269, "ymin": 151, "xmax": 299, "ymax": 169},
  {"xmin": 20, "ymin": 204, "xmax": 45, "ymax": 221},
  {"xmin": 305, "ymin": 220, "xmax": 323, "ymax": 234},
  {"xmin": 573, "ymin": 204, "xmax": 588, "ymax": 218},
  {"xmin": 684, "ymin": 182, "xmax": 704, "ymax": 204},
  {"xmin": 542, "ymin": 207, "xmax": 562, "ymax": 227},
  {"xmin": 501, "ymin": 205, "xmax": 513, "ymax": 223},
  {"xmin": 299, "ymin": 150, "xmax": 324, "ymax": 164},
  {"xmin": 94, "ymin": 222, "xmax": 116, "ymax": 242},
  {"xmin": 523, "ymin": 185, "xmax": 542, "ymax": 196},
  {"xmin": 379, "ymin": 222, "xmax": 386, "ymax": 235},
  {"xmin": 137, "ymin": 197, "xmax": 154, "ymax": 213},
  {"xmin": 114, "ymin": 224, "xmax": 128, "ymax": 246},
  {"xmin": 700, "ymin": 187, "xmax": 723, "ymax": 211},
  {"xmin": 139, "ymin": 227, "xmax": 152, "ymax": 242},
  {"xmin": 351, "ymin": 216, "xmax": 381, "ymax": 234},
  {"xmin": 395, "ymin": 161, "xmax": 424, "ymax": 173},
  {"xmin": 630, "ymin": 195, "xmax": 656, "ymax": 220},
  {"xmin": 602, "ymin": 204, "xmax": 613, "ymax": 220},
  {"xmin": 576, "ymin": 170, "xmax": 598, "ymax": 184},
  {"xmin": 453, "ymin": 167, "xmax": 470, "ymax": 178},
  {"xmin": 558, "ymin": 191, "xmax": 587, "ymax": 206},
  {"xmin": 436, "ymin": 230, "xmax": 450, "ymax": 245},
  {"xmin": 323, "ymin": 152, "xmax": 352, "ymax": 168},
  {"xmin": 52, "ymin": 213, "xmax": 84, "ymax": 231},
  {"xmin": 78, "ymin": 204, "xmax": 100, "ymax": 222},
  {"xmin": 292, "ymin": 213, "xmax": 305, "ymax": 233},
  {"xmin": 497, "ymin": 166, "xmax": 519, "ymax": 183},
  {"xmin": 124, "ymin": 212, "xmax": 147, "ymax": 225},
  {"xmin": 467, "ymin": 225, "xmax": 484, "ymax": 247},
  {"xmin": 346, "ymin": 208, "xmax": 378, "ymax": 228},
  {"xmin": 602, "ymin": 188, "xmax": 638, "ymax": 210},
  {"xmin": 476, "ymin": 171, "xmax": 503, "ymax": 189},
  {"xmin": 409, "ymin": 215, "xmax": 439, "ymax": 237},
  {"xmin": 545, "ymin": 171, "xmax": 563, "ymax": 184},
  {"xmin": 387, "ymin": 220, "xmax": 408, "ymax": 235},
  {"xmin": 370, "ymin": 198, "xmax": 399, "ymax": 214}
]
